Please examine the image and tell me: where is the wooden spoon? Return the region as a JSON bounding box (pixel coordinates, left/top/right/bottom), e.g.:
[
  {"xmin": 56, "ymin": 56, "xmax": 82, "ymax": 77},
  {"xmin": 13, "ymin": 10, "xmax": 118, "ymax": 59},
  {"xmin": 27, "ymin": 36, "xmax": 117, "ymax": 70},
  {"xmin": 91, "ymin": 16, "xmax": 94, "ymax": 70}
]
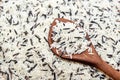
[{"xmin": 48, "ymin": 18, "xmax": 120, "ymax": 80}]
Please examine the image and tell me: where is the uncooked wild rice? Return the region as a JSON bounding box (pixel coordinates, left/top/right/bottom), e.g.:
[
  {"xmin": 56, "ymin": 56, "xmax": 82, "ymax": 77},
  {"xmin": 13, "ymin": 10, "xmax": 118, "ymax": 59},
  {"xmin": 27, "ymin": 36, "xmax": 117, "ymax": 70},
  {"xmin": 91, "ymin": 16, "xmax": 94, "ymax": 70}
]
[{"xmin": 51, "ymin": 20, "xmax": 92, "ymax": 56}]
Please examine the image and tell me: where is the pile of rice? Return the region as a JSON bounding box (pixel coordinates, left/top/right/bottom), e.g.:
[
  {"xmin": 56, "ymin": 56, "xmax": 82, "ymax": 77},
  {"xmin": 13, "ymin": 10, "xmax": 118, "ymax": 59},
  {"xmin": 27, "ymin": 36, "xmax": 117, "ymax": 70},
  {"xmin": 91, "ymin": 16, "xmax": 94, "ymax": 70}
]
[
  {"xmin": 51, "ymin": 20, "xmax": 91, "ymax": 55},
  {"xmin": 0, "ymin": 0, "xmax": 120, "ymax": 80}
]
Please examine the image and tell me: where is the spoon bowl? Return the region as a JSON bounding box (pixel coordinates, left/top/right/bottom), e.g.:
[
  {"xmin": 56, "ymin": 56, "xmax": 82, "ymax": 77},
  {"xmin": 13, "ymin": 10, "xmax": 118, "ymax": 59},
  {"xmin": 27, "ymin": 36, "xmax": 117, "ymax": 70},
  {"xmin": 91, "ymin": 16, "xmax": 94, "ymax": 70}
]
[{"xmin": 48, "ymin": 18, "xmax": 102, "ymax": 66}]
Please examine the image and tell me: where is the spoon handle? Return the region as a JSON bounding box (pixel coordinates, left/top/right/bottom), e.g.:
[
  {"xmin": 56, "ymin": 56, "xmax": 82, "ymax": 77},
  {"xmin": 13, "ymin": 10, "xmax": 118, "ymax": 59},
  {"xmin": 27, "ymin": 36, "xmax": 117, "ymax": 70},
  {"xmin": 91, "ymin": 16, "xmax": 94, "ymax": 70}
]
[{"xmin": 96, "ymin": 60, "xmax": 120, "ymax": 80}]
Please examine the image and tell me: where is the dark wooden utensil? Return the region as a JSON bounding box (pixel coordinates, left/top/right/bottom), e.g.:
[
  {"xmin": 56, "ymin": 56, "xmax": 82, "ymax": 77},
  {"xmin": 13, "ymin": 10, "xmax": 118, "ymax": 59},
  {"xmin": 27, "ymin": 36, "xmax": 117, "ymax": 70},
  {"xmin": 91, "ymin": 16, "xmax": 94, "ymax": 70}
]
[{"xmin": 48, "ymin": 18, "xmax": 120, "ymax": 80}]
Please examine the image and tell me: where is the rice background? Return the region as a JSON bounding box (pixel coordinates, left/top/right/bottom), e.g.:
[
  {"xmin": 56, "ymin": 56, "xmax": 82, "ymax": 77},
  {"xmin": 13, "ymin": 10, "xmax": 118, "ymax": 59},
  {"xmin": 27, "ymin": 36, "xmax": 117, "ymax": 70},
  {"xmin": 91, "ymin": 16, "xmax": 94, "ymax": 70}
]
[{"xmin": 0, "ymin": 0, "xmax": 120, "ymax": 80}]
